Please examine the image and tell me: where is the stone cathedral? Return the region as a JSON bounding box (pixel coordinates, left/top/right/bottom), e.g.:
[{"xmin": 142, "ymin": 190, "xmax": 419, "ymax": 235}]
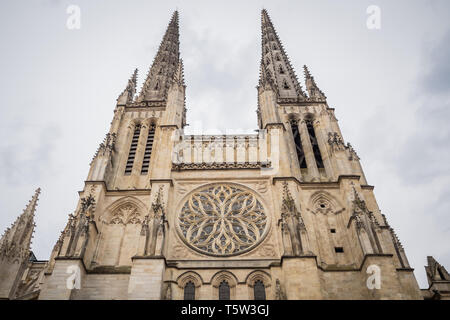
[{"xmin": 1, "ymin": 10, "xmax": 449, "ymax": 300}]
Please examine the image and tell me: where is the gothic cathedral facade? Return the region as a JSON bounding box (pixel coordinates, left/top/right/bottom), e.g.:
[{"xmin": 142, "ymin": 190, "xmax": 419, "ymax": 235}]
[{"xmin": 1, "ymin": 10, "xmax": 449, "ymax": 300}]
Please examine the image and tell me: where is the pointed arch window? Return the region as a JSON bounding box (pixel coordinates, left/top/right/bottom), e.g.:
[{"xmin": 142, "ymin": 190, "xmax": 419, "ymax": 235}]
[
  {"xmin": 282, "ymin": 79, "xmax": 290, "ymax": 90},
  {"xmin": 141, "ymin": 124, "xmax": 155, "ymax": 175},
  {"xmin": 272, "ymin": 43, "xmax": 277, "ymax": 50},
  {"xmin": 305, "ymin": 118, "xmax": 325, "ymax": 168},
  {"xmin": 276, "ymin": 54, "xmax": 281, "ymax": 61},
  {"xmin": 278, "ymin": 65, "xmax": 285, "ymax": 74},
  {"xmin": 254, "ymin": 280, "xmax": 266, "ymax": 300},
  {"xmin": 290, "ymin": 119, "xmax": 307, "ymax": 168},
  {"xmin": 184, "ymin": 281, "xmax": 195, "ymax": 300},
  {"xmin": 125, "ymin": 124, "xmax": 141, "ymax": 175},
  {"xmin": 219, "ymin": 280, "xmax": 230, "ymax": 300},
  {"xmin": 154, "ymin": 81, "xmax": 160, "ymax": 90}
]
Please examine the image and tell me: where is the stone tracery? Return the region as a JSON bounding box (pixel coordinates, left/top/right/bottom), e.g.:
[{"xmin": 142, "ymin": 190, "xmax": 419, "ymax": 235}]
[
  {"xmin": 109, "ymin": 203, "xmax": 141, "ymax": 225},
  {"xmin": 177, "ymin": 184, "xmax": 268, "ymax": 256}
]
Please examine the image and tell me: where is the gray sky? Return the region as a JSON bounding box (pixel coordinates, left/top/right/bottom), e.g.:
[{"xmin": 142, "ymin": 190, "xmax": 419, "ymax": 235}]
[{"xmin": 0, "ymin": 0, "xmax": 449, "ymax": 289}]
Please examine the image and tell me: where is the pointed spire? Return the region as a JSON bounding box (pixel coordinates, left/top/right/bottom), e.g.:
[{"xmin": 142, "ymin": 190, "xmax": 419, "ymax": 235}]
[
  {"xmin": 303, "ymin": 65, "xmax": 326, "ymax": 101},
  {"xmin": 0, "ymin": 188, "xmax": 40, "ymax": 261},
  {"xmin": 426, "ymin": 256, "xmax": 450, "ymax": 284},
  {"xmin": 117, "ymin": 68, "xmax": 138, "ymax": 106},
  {"xmin": 259, "ymin": 9, "xmax": 306, "ymax": 101},
  {"xmin": 137, "ymin": 11, "xmax": 181, "ymax": 103}
]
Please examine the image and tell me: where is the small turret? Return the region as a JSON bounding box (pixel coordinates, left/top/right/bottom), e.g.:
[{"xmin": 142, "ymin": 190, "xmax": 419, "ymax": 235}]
[
  {"xmin": 303, "ymin": 65, "xmax": 326, "ymax": 101},
  {"xmin": 423, "ymin": 256, "xmax": 450, "ymax": 300},
  {"xmin": 117, "ymin": 69, "xmax": 138, "ymax": 106},
  {"xmin": 0, "ymin": 188, "xmax": 40, "ymax": 299}
]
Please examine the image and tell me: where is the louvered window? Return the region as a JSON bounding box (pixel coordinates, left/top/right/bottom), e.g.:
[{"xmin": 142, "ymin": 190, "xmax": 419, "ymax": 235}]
[
  {"xmin": 306, "ymin": 119, "xmax": 324, "ymax": 168},
  {"xmin": 141, "ymin": 125, "xmax": 155, "ymax": 175},
  {"xmin": 125, "ymin": 124, "xmax": 141, "ymax": 175},
  {"xmin": 291, "ymin": 120, "xmax": 307, "ymax": 168}
]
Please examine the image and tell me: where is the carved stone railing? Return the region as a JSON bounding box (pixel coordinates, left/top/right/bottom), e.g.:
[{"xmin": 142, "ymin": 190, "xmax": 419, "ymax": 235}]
[{"xmin": 172, "ymin": 134, "xmax": 271, "ymax": 170}]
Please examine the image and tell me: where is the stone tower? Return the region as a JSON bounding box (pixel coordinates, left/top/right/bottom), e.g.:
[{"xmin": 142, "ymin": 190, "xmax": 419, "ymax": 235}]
[
  {"xmin": 0, "ymin": 9, "xmax": 440, "ymax": 300},
  {"xmin": 0, "ymin": 188, "xmax": 40, "ymax": 299}
]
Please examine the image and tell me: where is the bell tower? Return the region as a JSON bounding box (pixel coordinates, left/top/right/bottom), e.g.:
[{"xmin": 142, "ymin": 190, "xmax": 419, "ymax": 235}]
[
  {"xmin": 39, "ymin": 11, "xmax": 185, "ymax": 300},
  {"xmin": 256, "ymin": 9, "xmax": 422, "ymax": 299}
]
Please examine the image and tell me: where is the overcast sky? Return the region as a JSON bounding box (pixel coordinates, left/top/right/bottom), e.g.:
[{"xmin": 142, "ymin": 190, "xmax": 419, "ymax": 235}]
[{"xmin": 0, "ymin": 0, "xmax": 449, "ymax": 289}]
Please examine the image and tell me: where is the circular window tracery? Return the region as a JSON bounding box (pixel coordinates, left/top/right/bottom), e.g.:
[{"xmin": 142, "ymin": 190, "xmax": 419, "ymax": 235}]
[
  {"xmin": 177, "ymin": 184, "xmax": 268, "ymax": 256},
  {"xmin": 313, "ymin": 197, "xmax": 333, "ymax": 214}
]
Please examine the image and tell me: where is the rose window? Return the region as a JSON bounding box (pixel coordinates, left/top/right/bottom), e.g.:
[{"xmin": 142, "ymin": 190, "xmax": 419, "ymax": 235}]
[{"xmin": 177, "ymin": 184, "xmax": 268, "ymax": 256}]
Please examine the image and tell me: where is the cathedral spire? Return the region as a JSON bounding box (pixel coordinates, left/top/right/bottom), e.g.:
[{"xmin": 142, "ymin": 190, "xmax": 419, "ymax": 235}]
[
  {"xmin": 137, "ymin": 11, "xmax": 181, "ymax": 103},
  {"xmin": 303, "ymin": 65, "xmax": 326, "ymax": 101},
  {"xmin": 0, "ymin": 188, "xmax": 40, "ymax": 261},
  {"xmin": 259, "ymin": 9, "xmax": 306, "ymax": 101},
  {"xmin": 117, "ymin": 68, "xmax": 138, "ymax": 106}
]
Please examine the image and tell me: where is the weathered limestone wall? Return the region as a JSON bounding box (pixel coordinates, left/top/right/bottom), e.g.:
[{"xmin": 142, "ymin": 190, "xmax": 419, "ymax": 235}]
[
  {"xmin": 127, "ymin": 258, "xmax": 165, "ymax": 299},
  {"xmin": 39, "ymin": 259, "xmax": 86, "ymax": 300},
  {"xmin": 0, "ymin": 259, "xmax": 22, "ymax": 299},
  {"xmin": 71, "ymin": 274, "xmax": 130, "ymax": 300}
]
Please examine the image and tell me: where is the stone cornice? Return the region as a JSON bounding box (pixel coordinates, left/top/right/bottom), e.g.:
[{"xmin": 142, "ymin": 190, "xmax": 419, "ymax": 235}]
[
  {"xmin": 126, "ymin": 100, "xmax": 167, "ymax": 108},
  {"xmin": 277, "ymin": 100, "xmax": 327, "ymax": 107},
  {"xmin": 54, "ymin": 256, "xmax": 87, "ymax": 272},
  {"xmin": 272, "ymin": 175, "xmax": 373, "ymax": 189},
  {"xmin": 105, "ymin": 189, "xmax": 152, "ymax": 196},
  {"xmin": 172, "ymin": 162, "xmax": 270, "ymax": 171},
  {"xmin": 81, "ymin": 182, "xmax": 152, "ymax": 195},
  {"xmin": 159, "ymin": 124, "xmax": 179, "ymax": 130},
  {"xmin": 165, "ymin": 258, "xmax": 279, "ymax": 270},
  {"xmin": 149, "ymin": 179, "xmax": 174, "ymax": 186},
  {"xmin": 89, "ymin": 265, "xmax": 132, "ymax": 274},
  {"xmin": 264, "ymin": 122, "xmax": 286, "ymax": 131}
]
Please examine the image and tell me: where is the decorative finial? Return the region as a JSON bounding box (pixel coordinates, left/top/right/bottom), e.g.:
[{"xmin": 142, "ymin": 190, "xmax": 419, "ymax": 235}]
[{"xmin": 303, "ymin": 65, "xmax": 326, "ymax": 101}]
